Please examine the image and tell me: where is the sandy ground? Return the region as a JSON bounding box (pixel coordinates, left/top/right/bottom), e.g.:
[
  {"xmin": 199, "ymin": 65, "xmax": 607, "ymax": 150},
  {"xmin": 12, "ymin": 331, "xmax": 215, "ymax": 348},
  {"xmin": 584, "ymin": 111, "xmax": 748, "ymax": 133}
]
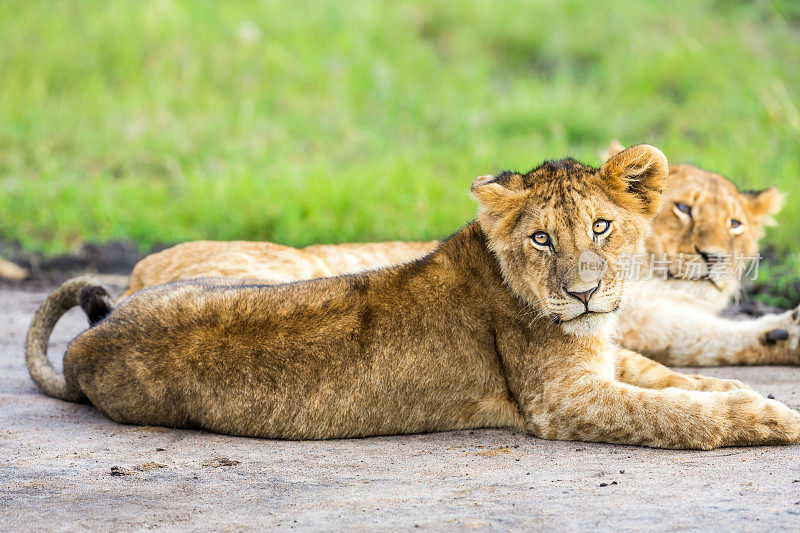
[{"xmin": 2, "ymin": 283, "xmax": 800, "ymax": 532}]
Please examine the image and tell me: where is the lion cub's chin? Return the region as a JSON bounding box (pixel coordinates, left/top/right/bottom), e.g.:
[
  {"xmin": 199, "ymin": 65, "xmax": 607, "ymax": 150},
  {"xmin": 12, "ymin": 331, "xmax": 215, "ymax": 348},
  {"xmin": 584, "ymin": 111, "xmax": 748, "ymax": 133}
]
[{"xmin": 560, "ymin": 311, "xmax": 619, "ymax": 338}]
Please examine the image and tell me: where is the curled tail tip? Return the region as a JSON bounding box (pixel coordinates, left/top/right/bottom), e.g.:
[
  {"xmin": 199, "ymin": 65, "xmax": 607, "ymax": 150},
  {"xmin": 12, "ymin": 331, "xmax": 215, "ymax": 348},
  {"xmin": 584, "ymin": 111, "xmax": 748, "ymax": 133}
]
[
  {"xmin": 25, "ymin": 276, "xmax": 110, "ymax": 402},
  {"xmin": 79, "ymin": 285, "xmax": 114, "ymax": 326}
]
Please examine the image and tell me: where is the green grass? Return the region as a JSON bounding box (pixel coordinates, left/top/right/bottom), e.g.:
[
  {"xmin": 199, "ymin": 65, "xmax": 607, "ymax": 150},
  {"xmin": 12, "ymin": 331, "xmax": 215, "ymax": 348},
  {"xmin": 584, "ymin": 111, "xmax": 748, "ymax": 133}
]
[
  {"xmin": 751, "ymin": 249, "xmax": 800, "ymax": 308},
  {"xmin": 1, "ymin": 0, "xmax": 799, "ymax": 259}
]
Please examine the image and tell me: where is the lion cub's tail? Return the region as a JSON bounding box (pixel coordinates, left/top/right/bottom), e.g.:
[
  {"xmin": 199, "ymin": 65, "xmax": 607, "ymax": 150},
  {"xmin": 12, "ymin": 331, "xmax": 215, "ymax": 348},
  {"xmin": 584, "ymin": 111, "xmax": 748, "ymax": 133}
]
[{"xmin": 25, "ymin": 276, "xmax": 114, "ymax": 402}]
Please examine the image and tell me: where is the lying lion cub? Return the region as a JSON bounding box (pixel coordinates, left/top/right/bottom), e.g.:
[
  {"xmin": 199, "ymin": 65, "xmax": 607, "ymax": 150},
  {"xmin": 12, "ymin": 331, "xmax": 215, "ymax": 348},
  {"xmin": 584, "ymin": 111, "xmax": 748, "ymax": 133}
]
[
  {"xmin": 26, "ymin": 146, "xmax": 800, "ymax": 448},
  {"xmin": 123, "ymin": 142, "xmax": 797, "ymax": 367}
]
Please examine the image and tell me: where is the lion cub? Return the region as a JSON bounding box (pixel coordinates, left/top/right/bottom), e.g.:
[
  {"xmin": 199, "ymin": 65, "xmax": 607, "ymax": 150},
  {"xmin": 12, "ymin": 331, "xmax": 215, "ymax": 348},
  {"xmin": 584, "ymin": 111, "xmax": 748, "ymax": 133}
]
[{"xmin": 26, "ymin": 145, "xmax": 800, "ymax": 448}]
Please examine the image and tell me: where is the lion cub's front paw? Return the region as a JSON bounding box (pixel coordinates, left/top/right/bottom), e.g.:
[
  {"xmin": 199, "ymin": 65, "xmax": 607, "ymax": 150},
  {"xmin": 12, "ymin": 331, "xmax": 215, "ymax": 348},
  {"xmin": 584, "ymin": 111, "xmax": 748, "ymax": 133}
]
[
  {"xmin": 763, "ymin": 307, "xmax": 800, "ymax": 365},
  {"xmin": 724, "ymin": 389, "xmax": 800, "ymax": 446},
  {"xmin": 686, "ymin": 374, "xmax": 750, "ymax": 392}
]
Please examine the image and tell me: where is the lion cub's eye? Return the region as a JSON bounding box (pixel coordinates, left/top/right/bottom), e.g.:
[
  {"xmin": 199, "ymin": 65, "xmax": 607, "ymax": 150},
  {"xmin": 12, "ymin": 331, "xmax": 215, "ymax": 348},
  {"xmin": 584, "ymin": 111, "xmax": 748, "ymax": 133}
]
[
  {"xmin": 592, "ymin": 220, "xmax": 612, "ymax": 236},
  {"xmin": 674, "ymin": 203, "xmax": 693, "ymax": 217},
  {"xmin": 730, "ymin": 219, "xmax": 744, "ymax": 235},
  {"xmin": 531, "ymin": 231, "xmax": 552, "ymax": 250}
]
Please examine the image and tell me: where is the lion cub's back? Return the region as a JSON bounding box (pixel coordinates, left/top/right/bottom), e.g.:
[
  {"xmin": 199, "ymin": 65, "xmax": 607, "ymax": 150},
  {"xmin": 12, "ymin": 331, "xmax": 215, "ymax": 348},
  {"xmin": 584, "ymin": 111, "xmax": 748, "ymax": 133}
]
[
  {"xmin": 304, "ymin": 241, "xmax": 437, "ymax": 275},
  {"xmin": 122, "ymin": 240, "xmax": 438, "ymax": 302},
  {"xmin": 121, "ymin": 241, "xmax": 331, "ymax": 300}
]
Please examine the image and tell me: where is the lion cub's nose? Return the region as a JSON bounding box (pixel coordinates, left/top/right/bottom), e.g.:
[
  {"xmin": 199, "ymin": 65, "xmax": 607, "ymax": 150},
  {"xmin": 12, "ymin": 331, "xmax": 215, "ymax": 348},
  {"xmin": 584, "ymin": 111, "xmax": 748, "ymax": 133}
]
[
  {"xmin": 695, "ymin": 246, "xmax": 727, "ymax": 266},
  {"xmin": 565, "ymin": 284, "xmax": 599, "ymax": 306}
]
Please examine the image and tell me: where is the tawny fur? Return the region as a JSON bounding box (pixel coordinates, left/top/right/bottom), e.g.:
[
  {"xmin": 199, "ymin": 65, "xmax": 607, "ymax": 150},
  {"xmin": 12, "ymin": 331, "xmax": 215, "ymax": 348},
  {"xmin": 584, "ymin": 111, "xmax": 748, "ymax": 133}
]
[
  {"xmin": 120, "ymin": 141, "xmax": 795, "ymax": 367},
  {"xmin": 0, "ymin": 256, "xmax": 28, "ymax": 281},
  {"xmin": 124, "ymin": 240, "xmax": 436, "ymax": 295},
  {"xmin": 26, "ymin": 146, "xmax": 800, "ymax": 448}
]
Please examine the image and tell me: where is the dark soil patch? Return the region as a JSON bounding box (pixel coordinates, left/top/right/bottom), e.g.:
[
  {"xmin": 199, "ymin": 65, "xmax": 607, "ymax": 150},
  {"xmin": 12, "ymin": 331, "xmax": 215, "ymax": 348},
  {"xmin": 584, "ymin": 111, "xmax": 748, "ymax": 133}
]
[
  {"xmin": 0, "ymin": 240, "xmax": 169, "ymax": 289},
  {"xmin": 109, "ymin": 466, "xmax": 134, "ymax": 477},
  {"xmin": 201, "ymin": 457, "xmax": 240, "ymax": 468}
]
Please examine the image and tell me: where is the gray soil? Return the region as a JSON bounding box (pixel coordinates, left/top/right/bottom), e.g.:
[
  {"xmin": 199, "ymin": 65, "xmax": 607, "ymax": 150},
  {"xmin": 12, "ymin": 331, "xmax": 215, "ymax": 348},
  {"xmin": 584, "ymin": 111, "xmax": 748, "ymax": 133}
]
[{"xmin": 2, "ymin": 282, "xmax": 800, "ymax": 532}]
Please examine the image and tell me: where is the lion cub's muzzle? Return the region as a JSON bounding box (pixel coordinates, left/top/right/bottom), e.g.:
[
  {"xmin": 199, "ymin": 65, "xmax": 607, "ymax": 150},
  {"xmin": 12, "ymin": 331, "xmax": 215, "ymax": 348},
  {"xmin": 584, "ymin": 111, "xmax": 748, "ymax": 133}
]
[
  {"xmin": 545, "ymin": 279, "xmax": 621, "ymax": 324},
  {"xmin": 562, "ymin": 281, "xmax": 615, "ymax": 320}
]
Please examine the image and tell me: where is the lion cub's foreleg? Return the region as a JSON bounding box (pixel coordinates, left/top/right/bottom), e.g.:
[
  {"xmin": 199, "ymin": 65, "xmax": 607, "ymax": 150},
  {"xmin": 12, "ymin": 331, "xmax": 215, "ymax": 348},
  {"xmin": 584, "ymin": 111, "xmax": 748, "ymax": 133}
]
[
  {"xmin": 523, "ymin": 348, "xmax": 800, "ymax": 449},
  {"xmin": 625, "ymin": 305, "xmax": 800, "ymax": 367},
  {"xmin": 614, "ymin": 349, "xmax": 748, "ymax": 391}
]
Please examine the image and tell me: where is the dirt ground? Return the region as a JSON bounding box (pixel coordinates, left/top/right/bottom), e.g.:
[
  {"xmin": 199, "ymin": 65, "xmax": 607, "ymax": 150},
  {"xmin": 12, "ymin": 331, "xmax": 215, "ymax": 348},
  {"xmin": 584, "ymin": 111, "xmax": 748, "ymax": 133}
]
[{"xmin": 2, "ymin": 282, "xmax": 800, "ymax": 531}]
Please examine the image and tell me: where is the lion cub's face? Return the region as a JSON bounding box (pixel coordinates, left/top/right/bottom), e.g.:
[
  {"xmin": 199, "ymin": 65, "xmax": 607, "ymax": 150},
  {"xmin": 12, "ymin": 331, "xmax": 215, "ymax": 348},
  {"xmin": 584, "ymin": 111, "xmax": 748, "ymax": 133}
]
[
  {"xmin": 474, "ymin": 145, "xmax": 669, "ymax": 336},
  {"xmin": 650, "ymin": 165, "xmax": 784, "ymax": 292}
]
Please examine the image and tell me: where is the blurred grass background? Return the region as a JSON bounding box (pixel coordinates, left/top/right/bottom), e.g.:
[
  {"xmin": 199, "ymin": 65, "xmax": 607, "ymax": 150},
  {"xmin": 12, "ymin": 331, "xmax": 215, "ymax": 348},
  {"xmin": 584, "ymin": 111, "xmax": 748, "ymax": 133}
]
[{"xmin": 0, "ymin": 0, "xmax": 798, "ymax": 268}]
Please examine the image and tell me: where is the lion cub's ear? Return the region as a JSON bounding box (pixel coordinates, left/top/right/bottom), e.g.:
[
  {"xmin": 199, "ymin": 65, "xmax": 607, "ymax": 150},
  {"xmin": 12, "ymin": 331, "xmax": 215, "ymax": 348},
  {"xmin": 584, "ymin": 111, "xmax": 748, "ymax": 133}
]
[
  {"xmin": 741, "ymin": 186, "xmax": 785, "ymax": 227},
  {"xmin": 599, "ymin": 139, "xmax": 626, "ymax": 161},
  {"xmin": 471, "ymin": 174, "xmax": 527, "ymax": 215},
  {"xmin": 600, "ymin": 144, "xmax": 669, "ymax": 217}
]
